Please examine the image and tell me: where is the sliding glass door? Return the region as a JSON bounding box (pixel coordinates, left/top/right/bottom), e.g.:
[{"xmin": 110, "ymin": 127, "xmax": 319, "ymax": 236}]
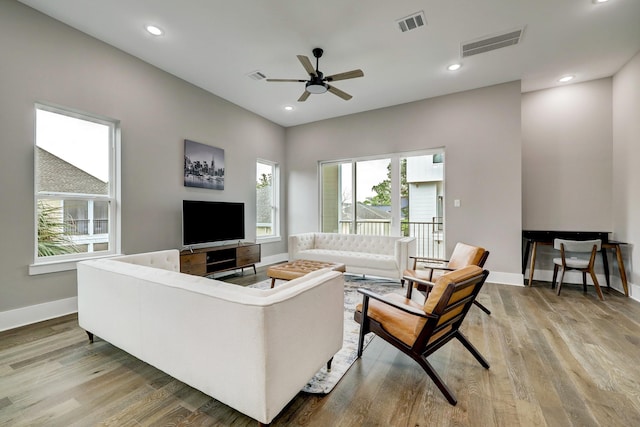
[{"xmin": 320, "ymin": 151, "xmax": 445, "ymax": 257}]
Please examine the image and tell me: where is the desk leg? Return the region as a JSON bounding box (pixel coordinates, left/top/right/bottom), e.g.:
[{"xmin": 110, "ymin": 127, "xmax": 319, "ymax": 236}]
[
  {"xmin": 601, "ymin": 248, "xmax": 611, "ymax": 288},
  {"xmin": 528, "ymin": 242, "xmax": 537, "ymax": 287},
  {"xmin": 615, "ymin": 245, "xmax": 629, "ymax": 297},
  {"xmin": 523, "ymin": 240, "xmax": 531, "ymax": 275}
]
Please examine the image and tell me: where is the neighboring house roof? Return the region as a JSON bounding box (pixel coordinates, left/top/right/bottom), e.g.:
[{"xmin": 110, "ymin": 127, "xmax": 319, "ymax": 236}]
[
  {"xmin": 342, "ymin": 202, "xmax": 391, "ymax": 221},
  {"xmin": 36, "ymin": 147, "xmax": 108, "ymax": 194}
]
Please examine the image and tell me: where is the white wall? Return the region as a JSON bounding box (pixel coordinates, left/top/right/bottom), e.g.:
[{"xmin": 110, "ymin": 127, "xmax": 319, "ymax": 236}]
[
  {"xmin": 522, "ymin": 78, "xmax": 613, "ymax": 231},
  {"xmin": 613, "ymin": 50, "xmax": 640, "ymax": 298},
  {"xmin": 286, "ymin": 82, "xmax": 523, "ymax": 282},
  {"xmin": 0, "ymin": 1, "xmax": 286, "ymax": 322}
]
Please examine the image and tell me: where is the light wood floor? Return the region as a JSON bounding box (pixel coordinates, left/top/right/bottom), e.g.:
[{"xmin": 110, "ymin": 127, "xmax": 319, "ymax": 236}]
[{"xmin": 1, "ymin": 272, "xmax": 640, "ymax": 426}]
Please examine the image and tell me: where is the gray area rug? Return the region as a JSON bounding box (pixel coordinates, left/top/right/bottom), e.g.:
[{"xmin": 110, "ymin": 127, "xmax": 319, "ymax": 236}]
[{"xmin": 249, "ymin": 275, "xmax": 405, "ymax": 394}]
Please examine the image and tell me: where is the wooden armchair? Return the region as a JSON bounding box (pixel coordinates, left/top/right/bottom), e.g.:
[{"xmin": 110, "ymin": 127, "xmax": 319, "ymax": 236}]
[
  {"xmin": 354, "ymin": 265, "xmax": 490, "ymax": 405},
  {"xmin": 403, "ymin": 242, "xmax": 490, "ymax": 314}
]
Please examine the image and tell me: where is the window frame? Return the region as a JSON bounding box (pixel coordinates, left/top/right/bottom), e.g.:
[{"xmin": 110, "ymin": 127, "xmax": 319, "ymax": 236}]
[
  {"xmin": 256, "ymin": 158, "xmax": 281, "ymax": 243},
  {"xmin": 318, "ymin": 149, "xmax": 445, "ymax": 238},
  {"xmin": 30, "ymin": 103, "xmax": 121, "ymax": 275}
]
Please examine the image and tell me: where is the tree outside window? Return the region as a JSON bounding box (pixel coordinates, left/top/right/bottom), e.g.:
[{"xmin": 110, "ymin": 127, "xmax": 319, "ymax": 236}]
[{"xmin": 256, "ymin": 160, "xmax": 279, "ymax": 240}]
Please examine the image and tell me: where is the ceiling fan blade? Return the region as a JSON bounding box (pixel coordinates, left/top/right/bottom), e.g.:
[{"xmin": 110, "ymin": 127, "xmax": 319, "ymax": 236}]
[
  {"xmin": 297, "ymin": 55, "xmax": 317, "ymax": 77},
  {"xmin": 327, "ymin": 85, "xmax": 352, "ymax": 100},
  {"xmin": 325, "ymin": 69, "xmax": 364, "ymax": 82},
  {"xmin": 265, "ymin": 78, "xmax": 307, "ymax": 82},
  {"xmin": 298, "ymin": 91, "xmax": 310, "ymax": 102}
]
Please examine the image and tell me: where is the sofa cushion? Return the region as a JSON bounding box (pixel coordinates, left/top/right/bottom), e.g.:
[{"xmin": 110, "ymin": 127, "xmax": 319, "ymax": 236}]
[
  {"xmin": 298, "ymin": 249, "xmax": 397, "ymax": 271},
  {"xmin": 312, "ymin": 233, "xmax": 397, "ymax": 255}
]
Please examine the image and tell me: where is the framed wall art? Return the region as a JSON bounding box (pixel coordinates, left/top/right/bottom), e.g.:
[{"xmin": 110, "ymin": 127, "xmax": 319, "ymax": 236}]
[{"xmin": 183, "ymin": 139, "xmax": 225, "ymax": 190}]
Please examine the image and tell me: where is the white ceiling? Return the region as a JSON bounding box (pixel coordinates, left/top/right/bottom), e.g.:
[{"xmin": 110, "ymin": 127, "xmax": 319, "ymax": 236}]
[{"xmin": 17, "ymin": 0, "xmax": 640, "ymax": 127}]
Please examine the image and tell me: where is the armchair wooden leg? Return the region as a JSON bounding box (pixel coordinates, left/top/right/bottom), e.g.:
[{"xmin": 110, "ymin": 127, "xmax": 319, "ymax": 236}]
[
  {"xmin": 415, "ymin": 355, "xmax": 457, "ymax": 405},
  {"xmin": 473, "ymin": 300, "xmax": 491, "ymax": 315},
  {"xmin": 327, "ymin": 357, "xmax": 333, "ymax": 371},
  {"xmin": 86, "ymin": 331, "xmax": 94, "ymax": 343},
  {"xmin": 405, "ymin": 280, "xmax": 414, "ymax": 298},
  {"xmin": 551, "ymin": 265, "xmax": 559, "ymax": 289},
  {"xmin": 582, "ymin": 272, "xmax": 588, "ymax": 293},
  {"xmin": 455, "ymin": 331, "xmax": 490, "ymax": 369}
]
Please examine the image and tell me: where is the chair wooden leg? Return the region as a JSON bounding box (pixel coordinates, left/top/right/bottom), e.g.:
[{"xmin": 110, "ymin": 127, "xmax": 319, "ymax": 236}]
[
  {"xmin": 582, "ymin": 272, "xmax": 588, "ymax": 293},
  {"xmin": 415, "ymin": 355, "xmax": 457, "ymax": 405},
  {"xmin": 590, "ymin": 270, "xmax": 604, "ymax": 301},
  {"xmin": 405, "ymin": 280, "xmax": 414, "ymax": 298},
  {"xmin": 473, "ymin": 300, "xmax": 491, "ymax": 315},
  {"xmin": 551, "ymin": 265, "xmax": 559, "ymax": 289},
  {"xmin": 456, "ymin": 331, "xmax": 490, "ymax": 369},
  {"xmin": 327, "ymin": 357, "xmax": 333, "ymax": 371},
  {"xmin": 557, "ymin": 268, "xmax": 566, "ymax": 296}
]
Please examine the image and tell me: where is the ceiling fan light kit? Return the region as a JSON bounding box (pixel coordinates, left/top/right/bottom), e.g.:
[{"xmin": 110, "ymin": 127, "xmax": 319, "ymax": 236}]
[
  {"xmin": 267, "ymin": 47, "xmax": 364, "ymax": 102},
  {"xmin": 306, "ymin": 82, "xmax": 328, "ymax": 94}
]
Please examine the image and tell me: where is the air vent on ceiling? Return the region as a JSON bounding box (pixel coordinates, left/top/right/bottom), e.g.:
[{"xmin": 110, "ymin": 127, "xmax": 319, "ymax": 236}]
[
  {"xmin": 247, "ymin": 70, "xmax": 266, "ymax": 80},
  {"xmin": 461, "ymin": 28, "xmax": 524, "ymax": 57},
  {"xmin": 396, "ymin": 11, "xmax": 426, "ymax": 33}
]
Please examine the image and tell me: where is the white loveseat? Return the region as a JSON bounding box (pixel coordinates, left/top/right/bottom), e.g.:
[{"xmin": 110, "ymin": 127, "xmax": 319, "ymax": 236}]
[
  {"xmin": 288, "ymin": 232, "xmax": 416, "ymax": 281},
  {"xmin": 77, "ymin": 250, "xmax": 344, "ymax": 426}
]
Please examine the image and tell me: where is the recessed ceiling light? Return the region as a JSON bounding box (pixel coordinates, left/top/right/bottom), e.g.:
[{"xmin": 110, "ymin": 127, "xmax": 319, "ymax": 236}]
[
  {"xmin": 447, "ymin": 63, "xmax": 462, "ymax": 71},
  {"xmin": 145, "ymin": 25, "xmax": 164, "ymax": 36},
  {"xmin": 284, "ymin": 105, "xmax": 294, "ymax": 111},
  {"xmin": 593, "ymin": 0, "xmax": 609, "ymax": 4},
  {"xmin": 558, "ymin": 75, "xmax": 575, "ymax": 83}
]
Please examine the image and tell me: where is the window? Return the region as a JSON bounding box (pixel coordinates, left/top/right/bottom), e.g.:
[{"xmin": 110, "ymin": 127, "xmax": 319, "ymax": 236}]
[
  {"xmin": 31, "ymin": 104, "xmax": 120, "ymax": 274},
  {"xmin": 320, "ymin": 150, "xmax": 445, "ymax": 258},
  {"xmin": 256, "ymin": 159, "xmax": 280, "ymax": 242}
]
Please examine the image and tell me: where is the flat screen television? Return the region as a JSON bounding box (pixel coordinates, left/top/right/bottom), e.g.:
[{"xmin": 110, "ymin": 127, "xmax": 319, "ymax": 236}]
[{"xmin": 182, "ymin": 200, "xmax": 245, "ymax": 247}]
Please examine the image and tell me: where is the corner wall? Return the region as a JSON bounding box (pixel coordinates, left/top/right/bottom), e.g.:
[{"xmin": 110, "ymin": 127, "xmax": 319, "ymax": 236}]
[
  {"xmin": 613, "ymin": 50, "xmax": 640, "ymax": 299},
  {"xmin": 0, "ymin": 1, "xmax": 286, "ymax": 327},
  {"xmin": 286, "ymin": 81, "xmax": 523, "ymax": 283}
]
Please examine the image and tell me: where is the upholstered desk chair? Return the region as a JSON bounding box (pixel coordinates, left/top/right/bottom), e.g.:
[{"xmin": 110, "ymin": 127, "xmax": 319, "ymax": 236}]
[
  {"xmin": 552, "ymin": 238, "xmax": 604, "ymax": 300},
  {"xmin": 403, "ymin": 242, "xmax": 490, "ymax": 314},
  {"xmin": 354, "ymin": 265, "xmax": 489, "ymax": 405}
]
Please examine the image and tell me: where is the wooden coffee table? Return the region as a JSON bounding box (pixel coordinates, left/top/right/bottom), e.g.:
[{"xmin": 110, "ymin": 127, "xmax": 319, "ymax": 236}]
[{"xmin": 266, "ymin": 259, "xmax": 346, "ymax": 288}]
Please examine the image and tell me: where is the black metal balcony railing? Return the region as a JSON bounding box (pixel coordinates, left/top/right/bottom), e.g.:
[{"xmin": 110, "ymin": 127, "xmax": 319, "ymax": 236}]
[
  {"xmin": 403, "ymin": 220, "xmax": 444, "ymax": 258},
  {"xmin": 338, "ymin": 219, "xmax": 444, "ymax": 258},
  {"xmin": 64, "ymin": 219, "xmax": 109, "ymax": 235}
]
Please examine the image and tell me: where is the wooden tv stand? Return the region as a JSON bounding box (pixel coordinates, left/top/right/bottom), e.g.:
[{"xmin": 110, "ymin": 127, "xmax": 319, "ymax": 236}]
[{"xmin": 180, "ymin": 242, "xmax": 260, "ymax": 276}]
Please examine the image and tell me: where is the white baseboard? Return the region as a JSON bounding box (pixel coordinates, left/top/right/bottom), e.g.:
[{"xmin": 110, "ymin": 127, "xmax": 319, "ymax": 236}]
[
  {"xmin": 0, "ymin": 297, "xmax": 78, "ymax": 332},
  {"xmin": 257, "ymin": 252, "xmax": 288, "ymax": 267},
  {"xmin": 488, "ymin": 271, "xmax": 524, "ymax": 286}
]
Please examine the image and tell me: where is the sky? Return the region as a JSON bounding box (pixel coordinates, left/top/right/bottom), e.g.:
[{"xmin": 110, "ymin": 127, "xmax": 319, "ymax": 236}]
[
  {"xmin": 36, "ymin": 109, "xmax": 110, "ymax": 182},
  {"xmin": 341, "ymin": 158, "xmax": 389, "ymax": 202}
]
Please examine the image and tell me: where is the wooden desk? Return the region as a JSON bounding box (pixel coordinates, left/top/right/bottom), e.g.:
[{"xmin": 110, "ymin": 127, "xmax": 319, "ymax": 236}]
[{"xmin": 522, "ymin": 230, "xmax": 629, "ymax": 297}]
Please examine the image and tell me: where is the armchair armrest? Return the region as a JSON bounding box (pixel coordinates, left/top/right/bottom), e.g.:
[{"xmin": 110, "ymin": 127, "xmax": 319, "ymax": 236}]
[
  {"xmin": 410, "ymin": 256, "xmax": 450, "ymax": 263},
  {"xmin": 358, "ymin": 288, "xmax": 435, "ymax": 319},
  {"xmin": 409, "ymin": 255, "xmax": 450, "ymax": 270}
]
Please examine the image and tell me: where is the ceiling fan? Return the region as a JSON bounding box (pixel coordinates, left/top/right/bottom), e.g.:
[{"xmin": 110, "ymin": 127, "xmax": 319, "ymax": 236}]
[{"xmin": 266, "ymin": 48, "xmax": 364, "ymax": 102}]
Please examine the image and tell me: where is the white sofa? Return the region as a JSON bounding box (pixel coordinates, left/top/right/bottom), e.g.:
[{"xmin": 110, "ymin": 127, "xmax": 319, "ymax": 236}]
[
  {"xmin": 77, "ymin": 250, "xmax": 344, "ymax": 426},
  {"xmin": 288, "ymin": 232, "xmax": 416, "ymax": 281}
]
